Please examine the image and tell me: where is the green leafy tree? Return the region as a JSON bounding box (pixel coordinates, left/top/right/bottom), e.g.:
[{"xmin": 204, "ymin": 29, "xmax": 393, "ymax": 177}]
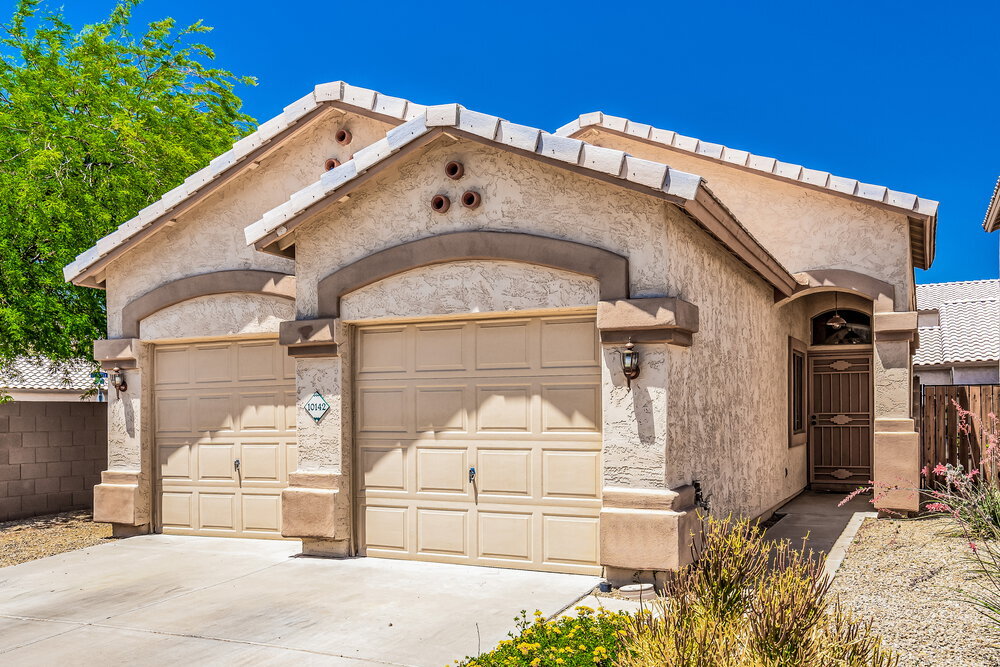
[{"xmin": 0, "ymin": 0, "xmax": 255, "ymax": 369}]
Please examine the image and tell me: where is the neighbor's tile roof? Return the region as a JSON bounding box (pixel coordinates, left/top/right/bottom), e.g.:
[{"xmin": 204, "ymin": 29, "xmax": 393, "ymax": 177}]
[
  {"xmin": 63, "ymin": 82, "xmax": 426, "ymax": 286},
  {"xmin": 914, "ymin": 279, "xmax": 999, "ymax": 366},
  {"xmin": 556, "ymin": 112, "xmax": 939, "ymax": 219},
  {"xmin": 2, "ymin": 358, "xmax": 97, "ymax": 391}
]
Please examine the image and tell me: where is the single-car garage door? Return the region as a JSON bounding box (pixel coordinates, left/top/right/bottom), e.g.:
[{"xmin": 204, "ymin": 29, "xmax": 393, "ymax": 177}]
[
  {"xmin": 356, "ymin": 314, "xmax": 602, "ymax": 575},
  {"xmin": 154, "ymin": 339, "xmax": 297, "ymax": 538}
]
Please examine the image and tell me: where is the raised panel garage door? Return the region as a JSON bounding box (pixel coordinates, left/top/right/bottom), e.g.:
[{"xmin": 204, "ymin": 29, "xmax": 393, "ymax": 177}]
[
  {"xmin": 356, "ymin": 315, "xmax": 603, "ymax": 575},
  {"xmin": 154, "ymin": 339, "xmax": 297, "ymax": 538}
]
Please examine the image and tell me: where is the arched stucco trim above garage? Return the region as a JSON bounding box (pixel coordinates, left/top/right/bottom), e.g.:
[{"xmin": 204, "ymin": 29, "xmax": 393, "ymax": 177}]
[
  {"xmin": 783, "ymin": 269, "xmax": 896, "ymax": 313},
  {"xmin": 120, "ymin": 270, "xmax": 295, "ymax": 338},
  {"xmin": 315, "ymin": 231, "xmax": 628, "ymax": 319}
]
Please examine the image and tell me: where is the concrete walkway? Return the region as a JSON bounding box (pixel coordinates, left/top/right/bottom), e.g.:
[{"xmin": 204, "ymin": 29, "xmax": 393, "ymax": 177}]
[
  {"xmin": 765, "ymin": 491, "xmax": 877, "ymax": 577},
  {"xmin": 0, "ymin": 535, "xmax": 600, "ymax": 666}
]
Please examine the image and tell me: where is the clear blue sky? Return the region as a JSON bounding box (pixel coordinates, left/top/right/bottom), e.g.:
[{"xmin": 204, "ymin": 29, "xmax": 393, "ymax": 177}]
[{"xmin": 18, "ymin": 0, "xmax": 1000, "ymax": 284}]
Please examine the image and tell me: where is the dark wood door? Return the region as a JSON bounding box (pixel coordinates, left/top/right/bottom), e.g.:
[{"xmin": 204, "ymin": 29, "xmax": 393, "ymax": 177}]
[{"xmin": 809, "ymin": 351, "xmax": 873, "ymax": 488}]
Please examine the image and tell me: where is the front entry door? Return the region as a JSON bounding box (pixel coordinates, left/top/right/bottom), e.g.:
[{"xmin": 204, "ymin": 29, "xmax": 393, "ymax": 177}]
[{"xmin": 808, "ymin": 350, "xmax": 873, "ymax": 489}]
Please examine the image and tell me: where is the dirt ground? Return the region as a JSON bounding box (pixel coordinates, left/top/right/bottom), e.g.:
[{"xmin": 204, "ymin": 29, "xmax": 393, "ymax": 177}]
[
  {"xmin": 831, "ymin": 516, "xmax": 999, "ymax": 666},
  {"xmin": 0, "ymin": 510, "xmax": 114, "ymax": 568}
]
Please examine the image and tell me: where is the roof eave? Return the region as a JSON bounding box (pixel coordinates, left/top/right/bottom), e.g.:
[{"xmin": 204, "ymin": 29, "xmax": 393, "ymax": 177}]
[
  {"xmin": 562, "ymin": 119, "xmax": 938, "ymax": 271},
  {"xmin": 984, "ymin": 178, "xmax": 1000, "ymax": 232},
  {"xmin": 250, "ymin": 116, "xmax": 799, "ymax": 299}
]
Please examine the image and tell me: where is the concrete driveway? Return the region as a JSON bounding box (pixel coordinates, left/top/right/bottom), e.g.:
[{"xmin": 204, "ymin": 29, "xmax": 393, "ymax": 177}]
[{"xmin": 0, "ymin": 535, "xmax": 600, "ymax": 666}]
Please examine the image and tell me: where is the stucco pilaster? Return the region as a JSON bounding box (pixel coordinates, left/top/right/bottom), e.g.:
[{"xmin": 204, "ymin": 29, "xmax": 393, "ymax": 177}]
[{"xmin": 93, "ymin": 340, "xmax": 152, "ymax": 532}]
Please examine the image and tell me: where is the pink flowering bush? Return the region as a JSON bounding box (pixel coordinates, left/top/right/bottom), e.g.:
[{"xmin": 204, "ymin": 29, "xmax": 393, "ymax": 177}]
[{"xmin": 844, "ymin": 401, "xmax": 1000, "ymax": 628}]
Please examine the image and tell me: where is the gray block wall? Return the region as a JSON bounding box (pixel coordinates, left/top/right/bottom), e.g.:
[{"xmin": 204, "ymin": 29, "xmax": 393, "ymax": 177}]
[{"xmin": 0, "ymin": 401, "xmax": 107, "ymax": 521}]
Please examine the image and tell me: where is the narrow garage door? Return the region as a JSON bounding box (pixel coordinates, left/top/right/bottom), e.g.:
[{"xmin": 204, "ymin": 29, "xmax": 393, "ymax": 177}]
[
  {"xmin": 154, "ymin": 339, "xmax": 297, "ymax": 538},
  {"xmin": 356, "ymin": 315, "xmax": 602, "ymax": 575}
]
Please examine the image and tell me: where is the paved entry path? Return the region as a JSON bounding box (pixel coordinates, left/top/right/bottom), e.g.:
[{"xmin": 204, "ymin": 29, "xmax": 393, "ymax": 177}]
[{"xmin": 0, "ymin": 535, "xmax": 600, "ymax": 666}]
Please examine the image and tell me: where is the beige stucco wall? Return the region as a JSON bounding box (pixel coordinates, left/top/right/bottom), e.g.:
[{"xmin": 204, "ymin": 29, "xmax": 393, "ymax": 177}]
[
  {"xmin": 138, "ymin": 293, "xmax": 294, "ymax": 341},
  {"xmin": 291, "ymin": 137, "xmax": 809, "ymax": 517},
  {"xmin": 340, "ymin": 260, "xmax": 600, "ymax": 321},
  {"xmin": 293, "ymin": 140, "xmax": 670, "ymax": 319},
  {"xmin": 583, "ymin": 133, "xmax": 915, "ymax": 311},
  {"xmin": 660, "ymin": 203, "xmax": 809, "ymax": 516},
  {"xmin": 102, "ymin": 111, "xmax": 394, "ymax": 338}
]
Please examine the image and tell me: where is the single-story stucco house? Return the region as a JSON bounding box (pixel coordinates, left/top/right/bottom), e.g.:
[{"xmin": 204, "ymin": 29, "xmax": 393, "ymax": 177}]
[
  {"xmin": 913, "ymin": 279, "xmax": 999, "ymax": 386},
  {"xmin": 63, "ymin": 82, "xmax": 935, "ymax": 578}
]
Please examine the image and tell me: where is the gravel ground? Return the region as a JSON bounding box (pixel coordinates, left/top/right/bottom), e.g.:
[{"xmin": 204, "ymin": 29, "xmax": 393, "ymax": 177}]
[
  {"xmin": 831, "ymin": 516, "xmax": 999, "ymax": 666},
  {"xmin": 0, "ymin": 510, "xmax": 114, "ymax": 568}
]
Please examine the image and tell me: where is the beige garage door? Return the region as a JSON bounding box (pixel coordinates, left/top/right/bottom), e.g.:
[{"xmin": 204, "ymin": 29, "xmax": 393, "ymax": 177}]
[
  {"xmin": 356, "ymin": 314, "xmax": 602, "ymax": 575},
  {"xmin": 154, "ymin": 339, "xmax": 297, "ymax": 538}
]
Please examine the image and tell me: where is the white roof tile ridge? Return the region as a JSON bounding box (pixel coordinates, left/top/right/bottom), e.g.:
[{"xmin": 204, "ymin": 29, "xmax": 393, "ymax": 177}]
[
  {"xmin": 64, "ymin": 81, "xmax": 428, "ymax": 284},
  {"xmin": 245, "ymin": 104, "xmax": 709, "ymax": 247},
  {"xmin": 917, "ymin": 277, "xmax": 1000, "ymax": 288},
  {"xmin": 556, "ymin": 111, "xmax": 939, "ymax": 218}
]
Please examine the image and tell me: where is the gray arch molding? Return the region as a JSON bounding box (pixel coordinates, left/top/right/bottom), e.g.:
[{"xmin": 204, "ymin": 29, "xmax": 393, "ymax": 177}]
[
  {"xmin": 121, "ymin": 270, "xmax": 295, "ymax": 338},
  {"xmin": 316, "ymin": 231, "xmax": 630, "ymax": 318}
]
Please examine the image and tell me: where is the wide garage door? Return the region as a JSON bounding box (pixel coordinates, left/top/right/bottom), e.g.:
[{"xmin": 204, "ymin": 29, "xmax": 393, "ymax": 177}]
[
  {"xmin": 154, "ymin": 339, "xmax": 297, "ymax": 538},
  {"xmin": 356, "ymin": 314, "xmax": 602, "ymax": 575}
]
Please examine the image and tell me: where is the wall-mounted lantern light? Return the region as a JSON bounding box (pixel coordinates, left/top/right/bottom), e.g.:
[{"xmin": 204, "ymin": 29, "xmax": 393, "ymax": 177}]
[
  {"xmin": 621, "ymin": 339, "xmax": 640, "ymax": 387},
  {"xmin": 109, "ymin": 366, "xmax": 127, "ymax": 398}
]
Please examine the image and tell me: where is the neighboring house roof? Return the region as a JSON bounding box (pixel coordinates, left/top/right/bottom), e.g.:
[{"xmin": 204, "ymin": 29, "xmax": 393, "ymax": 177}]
[
  {"xmin": 914, "ymin": 279, "xmax": 999, "ymax": 366},
  {"xmin": 243, "ymin": 103, "xmax": 800, "ymax": 297},
  {"xmin": 63, "ymin": 82, "xmax": 426, "ymax": 288},
  {"xmin": 1, "ymin": 358, "xmax": 96, "ymax": 392},
  {"xmin": 984, "ymin": 177, "xmax": 1000, "ymax": 232},
  {"xmin": 556, "ymin": 112, "xmax": 938, "ymax": 269}
]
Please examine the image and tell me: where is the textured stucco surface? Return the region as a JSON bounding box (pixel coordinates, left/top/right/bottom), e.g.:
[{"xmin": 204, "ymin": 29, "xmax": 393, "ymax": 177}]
[
  {"xmin": 293, "ymin": 140, "xmax": 671, "ymax": 319},
  {"xmin": 661, "ymin": 202, "xmax": 809, "ymax": 517},
  {"xmin": 340, "ymin": 260, "xmax": 599, "ymax": 321},
  {"xmin": 138, "ymin": 293, "xmax": 294, "ymax": 341},
  {"xmin": 583, "ymin": 133, "xmax": 915, "ymax": 311},
  {"xmin": 103, "ymin": 112, "xmax": 392, "ymax": 338}
]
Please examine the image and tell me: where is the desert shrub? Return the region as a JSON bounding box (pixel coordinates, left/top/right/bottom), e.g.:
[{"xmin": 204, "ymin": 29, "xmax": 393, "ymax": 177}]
[
  {"xmin": 619, "ymin": 516, "xmax": 897, "ymax": 667},
  {"xmin": 455, "ymin": 606, "xmax": 631, "ymax": 667}
]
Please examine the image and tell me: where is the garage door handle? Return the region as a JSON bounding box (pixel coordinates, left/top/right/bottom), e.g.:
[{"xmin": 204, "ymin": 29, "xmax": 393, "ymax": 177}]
[
  {"xmin": 468, "ymin": 467, "xmax": 476, "ymax": 483},
  {"xmin": 234, "ymin": 459, "xmax": 241, "ymax": 471}
]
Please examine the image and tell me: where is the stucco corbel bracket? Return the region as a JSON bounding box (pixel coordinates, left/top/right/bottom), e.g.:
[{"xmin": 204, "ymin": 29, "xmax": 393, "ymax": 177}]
[
  {"xmin": 596, "ymin": 296, "xmax": 699, "ymax": 347},
  {"xmin": 279, "ymin": 318, "xmax": 342, "ymax": 358},
  {"xmin": 93, "ymin": 338, "xmax": 141, "ymax": 370},
  {"xmin": 873, "ymin": 311, "xmax": 919, "ymax": 353}
]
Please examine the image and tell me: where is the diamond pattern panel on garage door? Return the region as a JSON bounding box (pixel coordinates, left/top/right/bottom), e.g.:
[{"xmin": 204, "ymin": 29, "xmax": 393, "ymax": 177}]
[{"xmin": 356, "ymin": 315, "xmax": 602, "ymax": 575}]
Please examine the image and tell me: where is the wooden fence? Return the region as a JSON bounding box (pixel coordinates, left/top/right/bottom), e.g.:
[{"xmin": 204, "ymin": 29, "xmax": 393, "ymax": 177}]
[{"xmin": 920, "ymin": 384, "xmax": 1000, "ymax": 478}]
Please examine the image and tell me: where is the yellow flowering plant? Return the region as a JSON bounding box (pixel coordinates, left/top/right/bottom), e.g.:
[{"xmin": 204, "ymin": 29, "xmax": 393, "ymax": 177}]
[{"xmin": 455, "ymin": 606, "xmax": 632, "ymax": 666}]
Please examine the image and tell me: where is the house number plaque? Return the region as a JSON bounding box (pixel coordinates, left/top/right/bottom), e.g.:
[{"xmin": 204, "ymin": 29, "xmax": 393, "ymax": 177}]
[{"xmin": 304, "ymin": 392, "xmax": 331, "ymax": 423}]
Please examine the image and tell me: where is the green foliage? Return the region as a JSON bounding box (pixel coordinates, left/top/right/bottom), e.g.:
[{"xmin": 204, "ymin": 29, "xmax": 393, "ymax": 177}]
[
  {"xmin": 0, "ymin": 0, "xmax": 255, "ymax": 364},
  {"xmin": 620, "ymin": 516, "xmax": 897, "ymax": 667},
  {"xmin": 456, "ymin": 607, "xmax": 632, "ymax": 666}
]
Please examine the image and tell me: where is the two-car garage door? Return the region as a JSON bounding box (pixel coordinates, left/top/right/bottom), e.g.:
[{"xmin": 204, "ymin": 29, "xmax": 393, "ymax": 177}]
[
  {"xmin": 154, "ymin": 339, "xmax": 296, "ymax": 538},
  {"xmin": 355, "ymin": 315, "xmax": 603, "ymax": 575}
]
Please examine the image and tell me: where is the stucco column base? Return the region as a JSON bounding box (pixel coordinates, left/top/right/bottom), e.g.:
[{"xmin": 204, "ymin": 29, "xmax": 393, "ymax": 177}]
[
  {"xmin": 93, "ymin": 470, "xmax": 150, "ymax": 534},
  {"xmin": 599, "ymin": 486, "xmax": 700, "ymax": 576},
  {"xmin": 873, "ymin": 419, "xmax": 920, "ymax": 513},
  {"xmin": 301, "ymin": 538, "xmax": 352, "ymax": 557},
  {"xmin": 281, "ymin": 471, "xmax": 350, "ymax": 542}
]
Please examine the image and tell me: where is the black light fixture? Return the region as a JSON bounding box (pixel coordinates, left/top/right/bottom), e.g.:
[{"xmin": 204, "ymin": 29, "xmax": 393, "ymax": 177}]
[
  {"xmin": 621, "ymin": 339, "xmax": 640, "ymax": 387},
  {"xmin": 827, "ymin": 293, "xmax": 847, "ymax": 330},
  {"xmin": 109, "ymin": 366, "xmax": 127, "ymax": 397}
]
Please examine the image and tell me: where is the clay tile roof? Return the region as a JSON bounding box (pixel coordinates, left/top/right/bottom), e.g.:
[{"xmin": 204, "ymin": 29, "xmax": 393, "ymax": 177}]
[
  {"xmin": 914, "ymin": 279, "xmax": 999, "ymax": 366},
  {"xmin": 1, "ymin": 358, "xmax": 97, "ymax": 392},
  {"xmin": 244, "ymin": 104, "xmax": 706, "ymax": 247},
  {"xmin": 556, "ymin": 112, "xmax": 939, "ymax": 219},
  {"xmin": 63, "ymin": 82, "xmax": 427, "ymax": 288}
]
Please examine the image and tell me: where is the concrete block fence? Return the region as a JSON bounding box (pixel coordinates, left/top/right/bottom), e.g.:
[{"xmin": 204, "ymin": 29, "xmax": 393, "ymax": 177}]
[{"xmin": 0, "ymin": 401, "xmax": 107, "ymax": 521}]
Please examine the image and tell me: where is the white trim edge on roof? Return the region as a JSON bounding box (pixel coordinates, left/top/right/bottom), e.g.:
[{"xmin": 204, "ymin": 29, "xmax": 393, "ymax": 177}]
[
  {"xmin": 63, "ymin": 82, "xmax": 428, "ymax": 287},
  {"xmin": 243, "ymin": 104, "xmax": 705, "ymax": 248},
  {"xmin": 556, "ymin": 112, "xmax": 939, "ymax": 219},
  {"xmin": 983, "ymin": 176, "xmax": 1000, "ymax": 232}
]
